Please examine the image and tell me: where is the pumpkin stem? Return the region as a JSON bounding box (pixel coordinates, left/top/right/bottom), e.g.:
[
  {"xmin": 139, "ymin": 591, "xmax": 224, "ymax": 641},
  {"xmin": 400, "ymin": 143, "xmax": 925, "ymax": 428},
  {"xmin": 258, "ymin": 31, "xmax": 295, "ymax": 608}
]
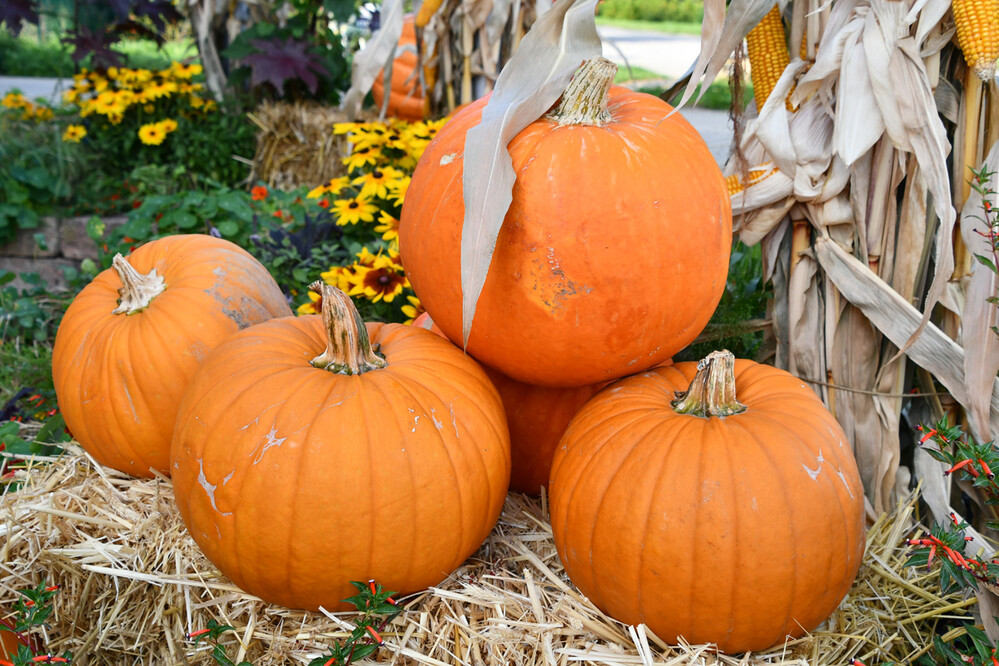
[
  {"xmin": 111, "ymin": 253, "xmax": 166, "ymax": 315},
  {"xmin": 546, "ymin": 57, "xmax": 617, "ymax": 127},
  {"xmin": 310, "ymin": 281, "xmax": 388, "ymax": 375},
  {"xmin": 671, "ymin": 350, "xmax": 748, "ymax": 417}
]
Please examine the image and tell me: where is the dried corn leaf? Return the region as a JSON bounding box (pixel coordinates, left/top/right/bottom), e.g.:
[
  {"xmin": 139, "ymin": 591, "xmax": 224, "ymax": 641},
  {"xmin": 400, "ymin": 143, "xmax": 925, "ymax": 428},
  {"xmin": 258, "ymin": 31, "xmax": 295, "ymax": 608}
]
[
  {"xmin": 677, "ymin": 0, "xmax": 779, "ymax": 110},
  {"xmin": 458, "ymin": 0, "xmax": 600, "ymax": 344},
  {"xmin": 341, "ymin": 0, "xmax": 405, "ymax": 117},
  {"xmin": 959, "ymin": 140, "xmax": 999, "ymax": 440}
]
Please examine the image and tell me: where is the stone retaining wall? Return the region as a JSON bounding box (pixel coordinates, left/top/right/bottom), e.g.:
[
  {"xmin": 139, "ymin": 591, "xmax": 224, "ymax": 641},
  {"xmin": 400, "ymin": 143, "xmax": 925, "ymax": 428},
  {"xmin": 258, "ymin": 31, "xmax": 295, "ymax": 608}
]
[{"xmin": 0, "ymin": 215, "xmax": 126, "ymax": 291}]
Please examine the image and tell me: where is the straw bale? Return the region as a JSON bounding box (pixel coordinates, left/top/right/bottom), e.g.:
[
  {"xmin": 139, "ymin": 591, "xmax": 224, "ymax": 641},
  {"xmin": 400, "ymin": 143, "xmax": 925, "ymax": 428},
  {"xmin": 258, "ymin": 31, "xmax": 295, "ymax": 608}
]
[
  {"xmin": 0, "ymin": 448, "xmax": 972, "ymax": 665},
  {"xmin": 247, "ymin": 102, "xmax": 373, "ymax": 191}
]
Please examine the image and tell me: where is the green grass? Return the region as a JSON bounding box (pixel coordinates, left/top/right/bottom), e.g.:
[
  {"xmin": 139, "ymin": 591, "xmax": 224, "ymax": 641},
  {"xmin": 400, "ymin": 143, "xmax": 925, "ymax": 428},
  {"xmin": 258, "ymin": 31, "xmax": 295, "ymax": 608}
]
[
  {"xmin": 0, "ymin": 33, "xmax": 198, "ymax": 77},
  {"xmin": 595, "ymin": 16, "xmax": 703, "ymax": 36},
  {"xmin": 613, "ymin": 64, "xmax": 666, "ymax": 82},
  {"xmin": 0, "ymin": 340, "xmax": 55, "ymax": 406}
]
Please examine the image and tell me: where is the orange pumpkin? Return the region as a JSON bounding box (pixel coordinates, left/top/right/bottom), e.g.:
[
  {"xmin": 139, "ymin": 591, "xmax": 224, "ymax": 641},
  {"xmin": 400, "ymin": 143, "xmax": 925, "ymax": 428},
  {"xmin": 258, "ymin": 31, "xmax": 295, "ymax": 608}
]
[
  {"xmin": 399, "ymin": 58, "xmax": 731, "ymax": 387},
  {"xmin": 171, "ymin": 284, "xmax": 510, "ymax": 610},
  {"xmin": 52, "ymin": 235, "xmax": 291, "ymax": 478},
  {"xmin": 549, "ymin": 351, "xmax": 865, "ymax": 654},
  {"xmin": 412, "ymin": 312, "xmax": 603, "ymax": 495},
  {"xmin": 371, "ymin": 16, "xmax": 424, "ymax": 121}
]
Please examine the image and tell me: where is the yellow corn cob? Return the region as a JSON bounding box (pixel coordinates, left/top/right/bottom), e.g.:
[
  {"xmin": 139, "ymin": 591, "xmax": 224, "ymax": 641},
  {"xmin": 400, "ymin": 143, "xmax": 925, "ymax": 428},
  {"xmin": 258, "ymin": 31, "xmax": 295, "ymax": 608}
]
[
  {"xmin": 746, "ymin": 5, "xmax": 791, "ymax": 110},
  {"xmin": 416, "ymin": 0, "xmax": 445, "ymax": 28},
  {"xmin": 952, "ymin": 0, "xmax": 999, "ymax": 81},
  {"xmin": 726, "ymin": 165, "xmax": 778, "ymax": 194}
]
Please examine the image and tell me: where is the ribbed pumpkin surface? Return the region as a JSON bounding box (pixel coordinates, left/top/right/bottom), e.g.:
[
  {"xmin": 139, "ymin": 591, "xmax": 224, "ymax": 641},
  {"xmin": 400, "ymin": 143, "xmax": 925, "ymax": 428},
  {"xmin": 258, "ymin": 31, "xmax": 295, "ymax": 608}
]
[
  {"xmin": 170, "ymin": 317, "xmax": 510, "ymax": 610},
  {"xmin": 371, "ymin": 17, "xmax": 423, "ymax": 121},
  {"xmin": 549, "ymin": 359, "xmax": 865, "ymax": 654},
  {"xmin": 399, "ymin": 87, "xmax": 731, "ymax": 387},
  {"xmin": 52, "ymin": 234, "xmax": 291, "ymax": 477}
]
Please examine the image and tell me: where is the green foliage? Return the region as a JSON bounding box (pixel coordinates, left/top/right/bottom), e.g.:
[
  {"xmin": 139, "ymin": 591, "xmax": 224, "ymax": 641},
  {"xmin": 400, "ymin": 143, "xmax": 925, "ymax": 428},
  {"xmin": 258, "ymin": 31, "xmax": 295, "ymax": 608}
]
[
  {"xmin": 0, "ymin": 270, "xmax": 78, "ymax": 343},
  {"xmin": 675, "ymin": 240, "xmax": 770, "ymax": 362},
  {"xmin": 597, "ymin": 0, "xmax": 703, "ymax": 24},
  {"xmin": 0, "ymin": 102, "xmax": 77, "ymax": 243},
  {"xmin": 0, "ymin": 31, "xmax": 198, "ymax": 77},
  {"xmin": 189, "ymin": 581, "xmax": 399, "ymax": 666},
  {"xmin": 222, "ymin": 0, "xmax": 353, "ymax": 104},
  {"xmin": 0, "ymin": 580, "xmax": 73, "ymax": 664}
]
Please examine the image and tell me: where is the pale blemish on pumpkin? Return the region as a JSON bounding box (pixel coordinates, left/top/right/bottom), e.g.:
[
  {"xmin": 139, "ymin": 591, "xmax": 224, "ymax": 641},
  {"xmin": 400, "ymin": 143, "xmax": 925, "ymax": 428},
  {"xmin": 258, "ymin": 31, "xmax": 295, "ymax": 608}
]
[
  {"xmin": 189, "ymin": 341, "xmax": 209, "ymax": 362},
  {"xmin": 240, "ymin": 402, "xmax": 286, "ymax": 430},
  {"xmin": 449, "ymin": 402, "xmax": 460, "ymax": 439},
  {"xmin": 440, "ymin": 153, "xmax": 459, "ymax": 166},
  {"xmin": 121, "ymin": 382, "xmax": 140, "ymax": 423},
  {"xmin": 430, "ymin": 408, "xmax": 444, "ymax": 431},
  {"xmin": 198, "ymin": 459, "xmax": 233, "ymax": 516},
  {"xmin": 836, "ymin": 468, "xmax": 856, "ymax": 498},
  {"xmin": 802, "ymin": 449, "xmax": 825, "ymax": 480},
  {"xmin": 751, "ymin": 497, "xmax": 758, "ymax": 511},
  {"xmin": 252, "ymin": 425, "xmax": 287, "ymax": 464}
]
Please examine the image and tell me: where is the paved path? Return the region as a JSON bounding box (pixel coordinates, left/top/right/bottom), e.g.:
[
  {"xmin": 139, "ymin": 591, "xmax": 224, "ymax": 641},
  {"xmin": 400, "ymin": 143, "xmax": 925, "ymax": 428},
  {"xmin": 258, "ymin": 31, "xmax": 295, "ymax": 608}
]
[{"xmin": 598, "ymin": 26, "xmax": 702, "ymax": 80}]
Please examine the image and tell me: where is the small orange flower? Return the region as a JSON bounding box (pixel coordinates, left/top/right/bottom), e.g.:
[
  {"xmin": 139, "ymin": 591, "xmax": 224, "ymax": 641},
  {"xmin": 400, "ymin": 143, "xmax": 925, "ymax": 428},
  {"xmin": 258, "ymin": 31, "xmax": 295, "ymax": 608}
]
[{"xmin": 251, "ymin": 185, "xmax": 268, "ymax": 201}]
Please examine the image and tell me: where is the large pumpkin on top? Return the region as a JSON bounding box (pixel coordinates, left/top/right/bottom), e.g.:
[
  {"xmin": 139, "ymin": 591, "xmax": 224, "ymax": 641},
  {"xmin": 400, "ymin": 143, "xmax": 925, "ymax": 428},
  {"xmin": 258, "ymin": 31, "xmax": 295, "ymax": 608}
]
[
  {"xmin": 549, "ymin": 351, "xmax": 866, "ymax": 654},
  {"xmin": 52, "ymin": 235, "xmax": 291, "ymax": 477},
  {"xmin": 170, "ymin": 284, "xmax": 509, "ymax": 610},
  {"xmin": 371, "ymin": 16, "xmax": 424, "ymax": 121},
  {"xmin": 399, "ymin": 58, "xmax": 731, "ymax": 387}
]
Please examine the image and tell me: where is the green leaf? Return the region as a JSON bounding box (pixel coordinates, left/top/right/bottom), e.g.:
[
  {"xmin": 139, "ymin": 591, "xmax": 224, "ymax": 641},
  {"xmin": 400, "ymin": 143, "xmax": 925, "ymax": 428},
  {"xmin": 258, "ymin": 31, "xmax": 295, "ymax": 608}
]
[
  {"xmin": 351, "ymin": 643, "xmax": 379, "ymax": 660},
  {"xmin": 975, "ymin": 253, "xmax": 998, "ymax": 274},
  {"xmin": 217, "ymin": 220, "xmax": 241, "ymax": 238},
  {"xmin": 36, "ymin": 414, "xmax": 71, "ymax": 444},
  {"xmin": 218, "ymin": 192, "xmax": 253, "ymax": 221}
]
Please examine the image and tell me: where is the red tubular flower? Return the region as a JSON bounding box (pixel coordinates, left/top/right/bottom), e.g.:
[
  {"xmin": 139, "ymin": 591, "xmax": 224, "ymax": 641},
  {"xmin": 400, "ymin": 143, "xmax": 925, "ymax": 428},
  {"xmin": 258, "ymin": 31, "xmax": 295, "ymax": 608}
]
[
  {"xmin": 980, "ymin": 459, "xmax": 995, "ymax": 479},
  {"xmin": 186, "ymin": 628, "xmax": 211, "ymax": 639},
  {"xmin": 919, "ymin": 428, "xmax": 937, "ymax": 443},
  {"xmin": 366, "ymin": 626, "xmax": 383, "ymax": 644},
  {"xmin": 944, "ymin": 459, "xmax": 974, "ymax": 476}
]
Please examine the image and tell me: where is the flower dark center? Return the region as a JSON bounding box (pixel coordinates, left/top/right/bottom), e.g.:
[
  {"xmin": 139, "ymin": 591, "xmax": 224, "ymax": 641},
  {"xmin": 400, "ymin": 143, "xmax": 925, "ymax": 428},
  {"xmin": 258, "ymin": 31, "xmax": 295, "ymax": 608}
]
[{"xmin": 348, "ymin": 202, "xmax": 359, "ymax": 210}]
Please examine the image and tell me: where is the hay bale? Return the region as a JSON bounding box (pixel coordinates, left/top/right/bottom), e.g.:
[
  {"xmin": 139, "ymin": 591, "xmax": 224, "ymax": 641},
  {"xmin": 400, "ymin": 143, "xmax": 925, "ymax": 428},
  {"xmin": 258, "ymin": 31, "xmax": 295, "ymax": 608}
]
[
  {"xmin": 248, "ymin": 102, "xmax": 367, "ymax": 191},
  {"xmin": 0, "ymin": 448, "xmax": 972, "ymax": 665}
]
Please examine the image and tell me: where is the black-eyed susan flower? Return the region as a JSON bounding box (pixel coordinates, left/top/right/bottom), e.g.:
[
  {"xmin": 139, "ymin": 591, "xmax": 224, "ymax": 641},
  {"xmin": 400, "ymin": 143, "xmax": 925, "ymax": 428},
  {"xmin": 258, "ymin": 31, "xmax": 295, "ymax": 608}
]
[
  {"xmin": 374, "ymin": 211, "xmax": 400, "ymax": 242},
  {"xmin": 401, "ymin": 295, "xmax": 424, "ymax": 324},
  {"xmin": 348, "ymin": 252, "xmax": 410, "ymax": 303},
  {"xmin": 332, "ymin": 196, "xmax": 379, "ymax": 225},
  {"xmin": 62, "ymin": 124, "xmax": 87, "ymax": 142},
  {"xmin": 343, "ymin": 147, "xmax": 383, "ymax": 172},
  {"xmin": 307, "ymin": 175, "xmax": 351, "ymax": 200},
  {"xmin": 297, "ymin": 289, "xmax": 322, "ymax": 315},
  {"xmin": 385, "ymin": 176, "xmax": 411, "ymax": 207},
  {"xmin": 352, "ymin": 165, "xmax": 406, "ymax": 199},
  {"xmin": 156, "ymin": 118, "xmax": 178, "ymax": 133},
  {"xmin": 138, "ymin": 122, "xmax": 167, "ymax": 146}
]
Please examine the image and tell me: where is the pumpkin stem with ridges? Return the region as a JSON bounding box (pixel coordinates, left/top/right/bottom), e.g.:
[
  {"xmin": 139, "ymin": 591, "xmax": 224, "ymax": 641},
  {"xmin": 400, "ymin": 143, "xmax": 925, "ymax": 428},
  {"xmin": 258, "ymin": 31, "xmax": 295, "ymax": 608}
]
[
  {"xmin": 545, "ymin": 56, "xmax": 617, "ymax": 127},
  {"xmin": 111, "ymin": 253, "xmax": 166, "ymax": 315},
  {"xmin": 310, "ymin": 281, "xmax": 387, "ymax": 375},
  {"xmin": 671, "ymin": 350, "xmax": 747, "ymax": 417}
]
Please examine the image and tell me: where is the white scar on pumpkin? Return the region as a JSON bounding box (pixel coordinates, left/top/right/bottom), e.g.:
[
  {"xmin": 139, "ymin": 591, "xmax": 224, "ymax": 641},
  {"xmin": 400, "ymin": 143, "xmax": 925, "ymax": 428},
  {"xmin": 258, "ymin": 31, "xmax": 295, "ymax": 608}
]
[
  {"xmin": 198, "ymin": 459, "xmax": 233, "ymax": 516},
  {"xmin": 252, "ymin": 425, "xmax": 287, "ymax": 464},
  {"xmin": 836, "ymin": 468, "xmax": 856, "ymax": 498},
  {"xmin": 430, "ymin": 408, "xmax": 444, "ymax": 431},
  {"xmin": 240, "ymin": 401, "xmax": 287, "ymax": 430},
  {"xmin": 122, "ymin": 383, "xmax": 139, "ymax": 423},
  {"xmin": 440, "ymin": 153, "xmax": 459, "ymax": 165},
  {"xmin": 802, "ymin": 449, "xmax": 825, "ymax": 480}
]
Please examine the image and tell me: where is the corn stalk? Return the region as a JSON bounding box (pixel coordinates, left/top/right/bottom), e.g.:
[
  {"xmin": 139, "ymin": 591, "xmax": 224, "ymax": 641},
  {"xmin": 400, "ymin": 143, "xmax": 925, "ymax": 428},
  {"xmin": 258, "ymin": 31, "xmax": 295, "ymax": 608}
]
[{"xmin": 692, "ymin": 0, "xmax": 999, "ymax": 627}]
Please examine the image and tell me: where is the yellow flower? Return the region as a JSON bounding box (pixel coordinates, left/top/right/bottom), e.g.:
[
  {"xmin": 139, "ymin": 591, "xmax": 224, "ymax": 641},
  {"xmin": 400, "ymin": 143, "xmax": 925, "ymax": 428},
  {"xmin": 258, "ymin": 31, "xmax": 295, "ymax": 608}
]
[
  {"xmin": 385, "ymin": 176, "xmax": 410, "ymax": 207},
  {"xmin": 62, "ymin": 88, "xmax": 81, "ymax": 104},
  {"xmin": 92, "ymin": 91, "xmax": 123, "ymax": 116},
  {"xmin": 203, "ymin": 100, "xmax": 217, "ymax": 112},
  {"xmin": 296, "ymin": 290, "xmax": 322, "ymax": 315},
  {"xmin": 188, "ymin": 96, "xmax": 204, "ymax": 109},
  {"xmin": 332, "ymin": 197, "xmax": 380, "ymax": 225},
  {"xmin": 157, "ymin": 118, "xmax": 178, "ymax": 133},
  {"xmin": 144, "ymin": 81, "xmax": 177, "ymax": 101},
  {"xmin": 62, "ymin": 124, "xmax": 87, "ymax": 142},
  {"xmin": 143, "ymin": 104, "xmax": 155, "ymax": 114},
  {"xmin": 138, "ymin": 122, "xmax": 168, "ymax": 146},
  {"xmin": 1, "ymin": 92, "xmax": 27, "ymax": 109},
  {"xmin": 307, "ymin": 176, "xmax": 351, "ymax": 199},
  {"xmin": 107, "ymin": 66, "xmax": 119, "ymax": 80},
  {"xmin": 374, "ymin": 211, "xmax": 400, "ymax": 241},
  {"xmin": 333, "ymin": 122, "xmax": 364, "ymax": 135},
  {"xmin": 170, "ymin": 62, "xmax": 203, "ymax": 80},
  {"xmin": 31, "ymin": 106, "xmax": 53, "ymax": 121},
  {"xmin": 343, "ymin": 147, "xmax": 383, "ymax": 172},
  {"xmin": 348, "ymin": 252, "xmax": 409, "ymax": 303},
  {"xmin": 319, "ymin": 266, "xmax": 352, "ymax": 292},
  {"xmin": 352, "ymin": 166, "xmax": 406, "ymax": 199},
  {"xmin": 401, "ymin": 295, "xmax": 424, "ymax": 324},
  {"xmin": 92, "ymin": 76, "xmax": 109, "ymax": 93}
]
